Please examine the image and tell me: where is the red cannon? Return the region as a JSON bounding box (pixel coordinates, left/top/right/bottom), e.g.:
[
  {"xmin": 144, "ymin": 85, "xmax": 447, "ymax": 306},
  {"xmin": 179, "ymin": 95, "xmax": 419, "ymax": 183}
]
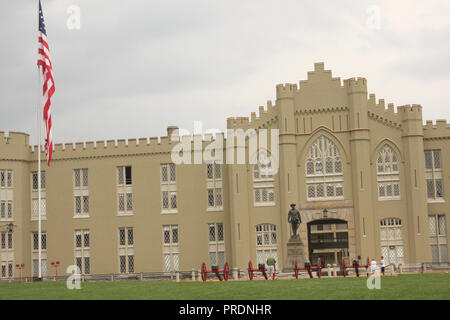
[
  {"xmin": 247, "ymin": 261, "xmax": 273, "ymax": 280},
  {"xmin": 342, "ymin": 257, "xmax": 370, "ymax": 277},
  {"xmin": 294, "ymin": 259, "xmax": 322, "ymax": 279},
  {"xmin": 201, "ymin": 262, "xmax": 229, "ymax": 281}
]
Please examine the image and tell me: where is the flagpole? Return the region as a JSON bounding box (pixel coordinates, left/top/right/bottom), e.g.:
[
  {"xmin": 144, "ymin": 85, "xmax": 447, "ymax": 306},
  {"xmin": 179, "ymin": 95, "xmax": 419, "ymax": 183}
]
[{"xmin": 37, "ymin": 0, "xmax": 42, "ymax": 280}]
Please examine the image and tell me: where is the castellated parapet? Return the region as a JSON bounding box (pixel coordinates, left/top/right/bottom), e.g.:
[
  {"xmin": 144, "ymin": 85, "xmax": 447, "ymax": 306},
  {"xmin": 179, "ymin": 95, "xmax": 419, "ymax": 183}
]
[
  {"xmin": 367, "ymin": 94, "xmax": 401, "ymax": 129},
  {"xmin": 344, "ymin": 77, "xmax": 368, "ymax": 95},
  {"xmin": 398, "ymin": 104, "xmax": 423, "ymax": 136},
  {"xmin": 423, "ymin": 119, "xmax": 450, "ymax": 140},
  {"xmin": 276, "ymin": 83, "xmax": 297, "ymax": 100}
]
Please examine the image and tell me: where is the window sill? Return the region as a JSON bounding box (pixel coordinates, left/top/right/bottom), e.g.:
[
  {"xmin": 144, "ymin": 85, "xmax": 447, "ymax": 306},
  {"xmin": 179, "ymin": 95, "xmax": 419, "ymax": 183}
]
[
  {"xmin": 427, "ymin": 199, "xmax": 445, "ymax": 203},
  {"xmin": 117, "ymin": 213, "xmax": 134, "ymax": 217},
  {"xmin": 31, "ymin": 217, "xmax": 47, "ymax": 221},
  {"xmin": 378, "ymin": 197, "xmax": 401, "ymax": 201},
  {"xmin": 206, "ymin": 207, "xmax": 224, "ymax": 212},
  {"xmin": 306, "ymin": 197, "xmax": 344, "ymax": 202},
  {"xmin": 73, "ymin": 215, "xmax": 90, "ymax": 219},
  {"xmin": 161, "ymin": 210, "xmax": 178, "ymax": 215},
  {"xmin": 254, "ymin": 202, "xmax": 276, "ymax": 207}
]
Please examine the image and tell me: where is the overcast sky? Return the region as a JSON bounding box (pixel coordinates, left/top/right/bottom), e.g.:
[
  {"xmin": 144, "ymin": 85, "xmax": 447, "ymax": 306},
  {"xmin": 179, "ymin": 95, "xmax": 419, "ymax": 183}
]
[{"xmin": 1, "ymin": 0, "xmax": 449, "ymax": 145}]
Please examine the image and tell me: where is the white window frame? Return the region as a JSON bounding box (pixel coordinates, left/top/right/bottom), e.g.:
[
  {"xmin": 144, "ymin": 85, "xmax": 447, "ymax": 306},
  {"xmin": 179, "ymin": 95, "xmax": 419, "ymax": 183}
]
[
  {"xmin": 206, "ymin": 163, "xmax": 223, "ymax": 211},
  {"xmin": 0, "ymin": 170, "xmax": 13, "ymax": 222},
  {"xmin": 379, "ymin": 218, "xmax": 404, "ymax": 265},
  {"xmin": 425, "ymin": 150, "xmax": 444, "ymax": 202},
  {"xmin": 255, "ymin": 224, "xmax": 278, "ymax": 266},
  {"xmin": 305, "ymin": 136, "xmax": 344, "ymax": 201},
  {"xmin": 161, "ymin": 164, "xmax": 178, "ymax": 214},
  {"xmin": 73, "ymin": 169, "xmax": 89, "ymax": 218},
  {"xmin": 162, "ymin": 225, "xmax": 179, "ymax": 272},
  {"xmin": 118, "ymin": 227, "xmax": 134, "ymax": 273},
  {"xmin": 74, "ymin": 229, "xmax": 91, "ymax": 275},
  {"xmin": 377, "ymin": 145, "xmax": 401, "ymax": 201},
  {"xmin": 429, "ymin": 214, "xmax": 448, "ymax": 263},
  {"xmin": 253, "ymin": 160, "xmax": 275, "ymax": 207},
  {"xmin": 117, "ymin": 166, "xmax": 133, "ymax": 216},
  {"xmin": 31, "ymin": 171, "xmax": 46, "ymax": 221},
  {"xmin": 31, "ymin": 231, "xmax": 47, "ymax": 277},
  {"xmin": 208, "ymin": 223, "xmax": 225, "ymax": 267}
]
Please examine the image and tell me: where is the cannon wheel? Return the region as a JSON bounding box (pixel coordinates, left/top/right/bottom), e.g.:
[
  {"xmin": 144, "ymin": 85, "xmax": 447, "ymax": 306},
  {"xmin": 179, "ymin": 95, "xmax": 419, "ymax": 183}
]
[
  {"xmin": 224, "ymin": 262, "xmax": 229, "ymax": 281},
  {"xmin": 248, "ymin": 261, "xmax": 254, "ymax": 280},
  {"xmin": 295, "ymin": 260, "xmax": 299, "ymax": 279},
  {"xmin": 201, "ymin": 262, "xmax": 207, "ymax": 282}
]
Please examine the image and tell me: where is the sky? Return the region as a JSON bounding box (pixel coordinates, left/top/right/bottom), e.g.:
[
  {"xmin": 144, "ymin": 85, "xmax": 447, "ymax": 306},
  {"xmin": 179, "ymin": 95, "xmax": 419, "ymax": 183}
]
[{"xmin": 1, "ymin": 0, "xmax": 449, "ymax": 145}]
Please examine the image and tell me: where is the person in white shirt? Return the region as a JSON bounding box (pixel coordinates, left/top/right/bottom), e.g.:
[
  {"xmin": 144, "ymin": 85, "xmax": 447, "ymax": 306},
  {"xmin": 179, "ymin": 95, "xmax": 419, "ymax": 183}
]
[
  {"xmin": 380, "ymin": 256, "xmax": 386, "ymax": 276},
  {"xmin": 370, "ymin": 258, "xmax": 378, "ymax": 274}
]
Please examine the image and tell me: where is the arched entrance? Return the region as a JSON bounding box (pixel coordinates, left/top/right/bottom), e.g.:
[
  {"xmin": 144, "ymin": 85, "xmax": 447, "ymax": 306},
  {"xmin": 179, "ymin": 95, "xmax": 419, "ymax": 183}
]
[{"xmin": 307, "ymin": 219, "xmax": 349, "ymax": 266}]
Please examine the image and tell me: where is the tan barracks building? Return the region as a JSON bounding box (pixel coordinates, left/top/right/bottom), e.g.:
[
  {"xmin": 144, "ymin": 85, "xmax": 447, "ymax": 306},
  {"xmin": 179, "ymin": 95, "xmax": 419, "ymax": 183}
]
[{"xmin": 0, "ymin": 62, "xmax": 449, "ymax": 279}]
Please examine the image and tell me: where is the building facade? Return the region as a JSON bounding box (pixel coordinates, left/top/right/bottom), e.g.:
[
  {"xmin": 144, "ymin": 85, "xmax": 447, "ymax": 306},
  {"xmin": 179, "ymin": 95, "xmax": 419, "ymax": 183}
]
[{"xmin": 0, "ymin": 62, "xmax": 448, "ymax": 278}]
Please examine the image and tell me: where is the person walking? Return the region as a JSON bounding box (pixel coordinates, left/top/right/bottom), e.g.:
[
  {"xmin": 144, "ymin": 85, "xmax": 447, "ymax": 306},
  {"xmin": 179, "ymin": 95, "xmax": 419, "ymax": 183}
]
[
  {"xmin": 380, "ymin": 256, "xmax": 386, "ymax": 276},
  {"xmin": 370, "ymin": 258, "xmax": 378, "ymax": 274},
  {"xmin": 266, "ymin": 256, "xmax": 276, "ymax": 280}
]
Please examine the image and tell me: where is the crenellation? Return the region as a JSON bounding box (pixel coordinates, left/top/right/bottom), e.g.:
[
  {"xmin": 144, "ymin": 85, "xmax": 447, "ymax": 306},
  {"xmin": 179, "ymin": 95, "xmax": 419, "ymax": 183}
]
[
  {"xmin": 159, "ymin": 136, "xmax": 170, "ymax": 145},
  {"xmin": 387, "ymin": 103, "xmax": 395, "ymax": 114},
  {"xmin": 96, "ymin": 140, "xmax": 106, "ymax": 148},
  {"xmin": 436, "ymin": 119, "xmax": 448, "ymax": 129},
  {"xmin": 276, "ymin": 83, "xmax": 297, "ymax": 99},
  {"xmin": 150, "ymin": 137, "xmax": 158, "ymax": 145},
  {"xmin": 422, "ymin": 119, "xmax": 450, "ymax": 140},
  {"xmin": 344, "ymin": 77, "xmax": 367, "ymax": 95},
  {"xmin": 117, "ymin": 139, "xmax": 127, "ymax": 148},
  {"xmin": 106, "ymin": 140, "xmax": 116, "ymax": 148},
  {"xmin": 85, "ymin": 141, "xmax": 95, "ymax": 151},
  {"xmin": 138, "ymin": 138, "xmax": 148, "ymax": 146}
]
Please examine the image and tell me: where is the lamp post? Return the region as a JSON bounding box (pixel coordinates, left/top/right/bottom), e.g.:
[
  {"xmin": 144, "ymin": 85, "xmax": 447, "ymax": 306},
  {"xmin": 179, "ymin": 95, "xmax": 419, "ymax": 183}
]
[
  {"xmin": 15, "ymin": 264, "xmax": 25, "ymax": 282},
  {"xmin": 51, "ymin": 261, "xmax": 60, "ymax": 281}
]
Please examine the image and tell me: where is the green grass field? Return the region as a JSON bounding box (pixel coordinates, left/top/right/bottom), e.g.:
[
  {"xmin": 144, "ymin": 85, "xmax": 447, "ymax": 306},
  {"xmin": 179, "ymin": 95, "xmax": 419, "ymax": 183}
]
[{"xmin": 0, "ymin": 274, "xmax": 449, "ymax": 300}]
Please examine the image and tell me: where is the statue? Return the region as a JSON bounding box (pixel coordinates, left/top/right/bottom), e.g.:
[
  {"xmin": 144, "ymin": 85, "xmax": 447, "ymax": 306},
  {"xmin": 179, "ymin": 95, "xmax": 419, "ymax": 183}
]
[{"xmin": 288, "ymin": 203, "xmax": 302, "ymax": 239}]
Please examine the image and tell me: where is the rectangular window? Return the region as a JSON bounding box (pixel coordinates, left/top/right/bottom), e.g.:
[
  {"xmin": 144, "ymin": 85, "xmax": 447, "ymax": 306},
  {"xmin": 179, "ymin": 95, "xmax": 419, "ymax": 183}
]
[
  {"xmin": 429, "ymin": 214, "xmax": 448, "ymax": 263},
  {"xmin": 118, "ymin": 227, "xmax": 134, "ymax": 273},
  {"xmin": 161, "ymin": 164, "xmax": 177, "ymax": 213},
  {"xmin": 32, "ymin": 232, "xmax": 47, "ymax": 250},
  {"xmin": 117, "ymin": 166, "xmax": 133, "ymax": 216},
  {"xmin": 32, "ymin": 171, "xmax": 46, "ymax": 190},
  {"xmin": 162, "ymin": 225, "xmax": 179, "ymax": 272},
  {"xmin": 425, "ymin": 150, "xmax": 444, "ymax": 201},
  {"xmin": 206, "ymin": 163, "xmax": 223, "ymax": 210},
  {"xmin": 74, "ymin": 230, "xmax": 90, "ymax": 274},
  {"xmin": 0, "ymin": 170, "xmax": 13, "ymax": 188},
  {"xmin": 208, "ymin": 223, "xmax": 225, "ymax": 267}
]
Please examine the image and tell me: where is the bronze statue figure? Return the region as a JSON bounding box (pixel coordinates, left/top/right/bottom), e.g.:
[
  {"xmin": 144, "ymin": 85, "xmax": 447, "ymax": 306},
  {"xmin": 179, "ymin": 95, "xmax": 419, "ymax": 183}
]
[{"xmin": 288, "ymin": 203, "xmax": 301, "ymax": 238}]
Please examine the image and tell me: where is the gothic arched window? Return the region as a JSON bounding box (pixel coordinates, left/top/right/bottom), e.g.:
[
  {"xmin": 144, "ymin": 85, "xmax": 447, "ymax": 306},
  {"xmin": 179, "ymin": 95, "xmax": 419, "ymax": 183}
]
[
  {"xmin": 377, "ymin": 145, "xmax": 400, "ymax": 200},
  {"xmin": 305, "ymin": 135, "xmax": 344, "ymax": 200}
]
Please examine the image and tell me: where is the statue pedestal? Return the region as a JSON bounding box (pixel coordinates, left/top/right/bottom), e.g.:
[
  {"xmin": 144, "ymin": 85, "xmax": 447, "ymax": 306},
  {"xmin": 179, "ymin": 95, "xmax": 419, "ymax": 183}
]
[{"xmin": 284, "ymin": 236, "xmax": 307, "ymax": 272}]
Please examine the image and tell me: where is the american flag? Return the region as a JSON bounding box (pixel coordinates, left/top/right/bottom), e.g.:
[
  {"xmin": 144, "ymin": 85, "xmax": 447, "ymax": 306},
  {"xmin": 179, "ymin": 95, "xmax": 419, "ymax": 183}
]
[{"xmin": 37, "ymin": 0, "xmax": 54, "ymax": 166}]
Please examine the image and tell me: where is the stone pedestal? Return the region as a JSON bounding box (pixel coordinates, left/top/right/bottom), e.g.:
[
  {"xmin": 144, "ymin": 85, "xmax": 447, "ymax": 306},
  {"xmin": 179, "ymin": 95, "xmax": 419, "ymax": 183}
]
[{"xmin": 284, "ymin": 236, "xmax": 307, "ymax": 272}]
